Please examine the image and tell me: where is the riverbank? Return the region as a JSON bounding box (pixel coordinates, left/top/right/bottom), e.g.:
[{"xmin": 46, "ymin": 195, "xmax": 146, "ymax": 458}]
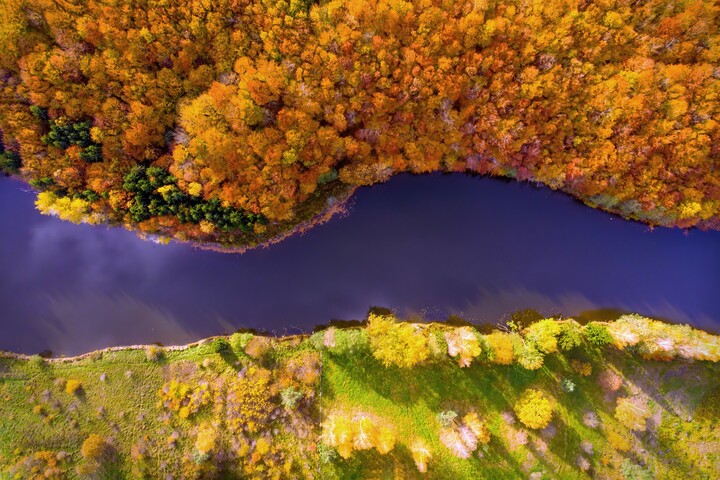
[{"xmin": 1, "ymin": 314, "xmax": 718, "ymax": 479}]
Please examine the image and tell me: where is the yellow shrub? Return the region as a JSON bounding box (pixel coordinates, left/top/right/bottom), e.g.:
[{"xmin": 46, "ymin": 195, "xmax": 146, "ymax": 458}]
[
  {"xmin": 81, "ymin": 434, "xmax": 107, "ymax": 461},
  {"xmin": 225, "ymin": 367, "xmax": 273, "ymax": 434},
  {"xmin": 65, "ymin": 379, "xmax": 82, "ymax": 395},
  {"xmin": 195, "ymin": 423, "xmax": 217, "ymax": 455}
]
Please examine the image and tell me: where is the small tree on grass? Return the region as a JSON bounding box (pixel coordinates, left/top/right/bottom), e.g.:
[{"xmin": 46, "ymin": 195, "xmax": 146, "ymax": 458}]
[
  {"xmin": 212, "ymin": 338, "xmax": 230, "ymax": 353},
  {"xmin": 28, "ymin": 354, "xmax": 46, "ymax": 369},
  {"xmin": 620, "ymin": 459, "xmax": 653, "ymax": 480},
  {"xmin": 367, "ymin": 314, "xmax": 429, "ymax": 368},
  {"xmin": 570, "ymin": 359, "xmax": 592, "ymax": 376},
  {"xmin": 463, "ymin": 412, "xmax": 490, "ymax": 445},
  {"xmin": 514, "ymin": 389, "xmax": 554, "ymax": 429},
  {"xmin": 65, "ymin": 379, "xmax": 82, "ymax": 395},
  {"xmin": 195, "ymin": 423, "xmax": 217, "ymax": 460},
  {"xmin": 615, "ymin": 396, "xmax": 651, "ymax": 432},
  {"xmin": 598, "ymin": 369, "xmax": 623, "ymax": 392},
  {"xmin": 438, "ymin": 410, "xmax": 490, "ymax": 459},
  {"xmin": 244, "ymin": 336, "xmax": 273, "ymax": 360},
  {"xmin": 606, "ymin": 426, "xmax": 632, "ymax": 452},
  {"xmin": 321, "ymin": 412, "xmax": 395, "ymax": 459},
  {"xmin": 230, "ymin": 332, "xmax": 253, "ymax": 353},
  {"xmin": 145, "ymin": 345, "xmax": 164, "ymax": 362},
  {"xmin": 280, "ymin": 386, "xmax": 303, "ymax": 410},
  {"xmin": 81, "ymin": 434, "xmax": 108, "ymax": 461}
]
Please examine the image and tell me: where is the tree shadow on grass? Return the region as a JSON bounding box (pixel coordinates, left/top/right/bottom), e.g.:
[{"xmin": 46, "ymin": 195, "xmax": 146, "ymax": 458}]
[
  {"xmin": 636, "ymin": 423, "xmax": 699, "ymax": 476},
  {"xmin": 218, "ymin": 348, "xmax": 241, "ymax": 370},
  {"xmin": 473, "ymin": 438, "xmax": 527, "ymax": 479},
  {"xmin": 547, "ymin": 416, "xmax": 587, "ymax": 468},
  {"xmin": 323, "ymin": 352, "xmax": 522, "ymax": 411}
]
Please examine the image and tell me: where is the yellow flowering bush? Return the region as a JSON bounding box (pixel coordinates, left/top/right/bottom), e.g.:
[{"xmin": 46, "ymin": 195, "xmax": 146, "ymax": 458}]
[
  {"xmin": 158, "ymin": 380, "xmax": 212, "ymax": 419},
  {"xmin": 226, "ymin": 367, "xmax": 274, "ymax": 434},
  {"xmin": 9, "ymin": 451, "xmax": 66, "ymax": 480}
]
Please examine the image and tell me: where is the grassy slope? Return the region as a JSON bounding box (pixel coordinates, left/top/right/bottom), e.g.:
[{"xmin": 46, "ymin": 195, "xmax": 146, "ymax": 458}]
[
  {"xmin": 1, "ymin": 321, "xmax": 719, "ymax": 479},
  {"xmin": 319, "ymin": 334, "xmax": 720, "ymax": 479}
]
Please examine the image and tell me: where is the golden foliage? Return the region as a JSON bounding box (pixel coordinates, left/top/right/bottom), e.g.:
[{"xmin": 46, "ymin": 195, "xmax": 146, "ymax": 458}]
[
  {"xmin": 158, "ymin": 380, "xmax": 212, "ymax": 419},
  {"xmin": 485, "ymin": 332, "xmax": 515, "ymax": 365},
  {"xmin": 1, "ymin": 0, "xmax": 716, "ymax": 242},
  {"xmin": 195, "ymin": 423, "xmax": 217, "ymax": 456},
  {"xmin": 367, "ymin": 314, "xmax": 429, "ymax": 368},
  {"xmin": 514, "ymin": 389, "xmax": 554, "ymax": 430},
  {"xmin": 35, "ymin": 192, "xmax": 101, "ymax": 224},
  {"xmin": 80, "ymin": 434, "xmax": 107, "ymax": 461},
  {"xmin": 64, "ymin": 379, "xmax": 82, "ymax": 395},
  {"xmin": 9, "ymin": 451, "xmax": 66, "ymax": 480},
  {"xmin": 321, "ymin": 412, "xmax": 396, "ymax": 459},
  {"xmin": 615, "ymin": 396, "xmax": 652, "ymax": 432},
  {"xmin": 225, "ymin": 367, "xmax": 274, "ymax": 434},
  {"xmin": 410, "ymin": 440, "xmax": 432, "ymax": 473}
]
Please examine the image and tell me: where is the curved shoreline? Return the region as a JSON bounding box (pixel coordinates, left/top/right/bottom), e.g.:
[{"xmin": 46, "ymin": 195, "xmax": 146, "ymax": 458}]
[
  {"xmin": 7, "ymin": 171, "xmax": 718, "ymax": 255},
  {"xmin": 181, "ymin": 184, "xmax": 358, "ymax": 254},
  {"xmin": 128, "ymin": 171, "xmax": 720, "ymax": 252}
]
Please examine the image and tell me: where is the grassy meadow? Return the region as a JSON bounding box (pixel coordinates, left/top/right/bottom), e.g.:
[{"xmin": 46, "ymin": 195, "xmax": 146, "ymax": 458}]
[{"xmin": 0, "ymin": 315, "xmax": 718, "ymax": 479}]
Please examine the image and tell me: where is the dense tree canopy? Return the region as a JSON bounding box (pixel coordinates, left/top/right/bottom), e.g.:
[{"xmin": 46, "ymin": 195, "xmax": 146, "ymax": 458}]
[{"xmin": 1, "ymin": 0, "xmax": 718, "ymax": 245}]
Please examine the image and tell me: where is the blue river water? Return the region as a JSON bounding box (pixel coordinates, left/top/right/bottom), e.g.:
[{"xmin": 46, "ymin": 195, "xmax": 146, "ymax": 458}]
[{"xmin": 1, "ymin": 173, "xmax": 719, "ymax": 355}]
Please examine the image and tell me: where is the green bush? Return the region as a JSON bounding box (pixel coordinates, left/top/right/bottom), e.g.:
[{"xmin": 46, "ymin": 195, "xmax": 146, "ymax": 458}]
[
  {"xmin": 280, "ymin": 387, "xmax": 303, "ymax": 410},
  {"xmin": 230, "ymin": 332, "xmax": 253, "ymax": 353},
  {"xmin": 28, "ymin": 354, "xmax": 46, "ymax": 369},
  {"xmin": 561, "ymin": 379, "xmax": 576, "ymax": 393},
  {"xmin": 437, "ymin": 410, "xmax": 458, "ymax": 428},
  {"xmin": 558, "ymin": 322, "xmax": 583, "ymax": 351},
  {"xmin": 584, "ymin": 323, "xmax": 613, "ymax": 346},
  {"xmin": 0, "ymin": 150, "xmax": 21, "ymax": 173},
  {"xmin": 146, "ymin": 345, "xmax": 165, "ymax": 362},
  {"xmin": 620, "ymin": 459, "xmax": 653, "ymax": 480},
  {"xmin": 213, "ymin": 338, "xmax": 231, "ymax": 353}
]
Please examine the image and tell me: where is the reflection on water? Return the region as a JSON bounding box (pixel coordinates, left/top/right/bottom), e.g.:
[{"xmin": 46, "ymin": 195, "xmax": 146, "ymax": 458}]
[
  {"xmin": 445, "ymin": 288, "xmax": 719, "ymax": 332},
  {"xmin": 1, "ymin": 174, "xmax": 719, "ymax": 355}
]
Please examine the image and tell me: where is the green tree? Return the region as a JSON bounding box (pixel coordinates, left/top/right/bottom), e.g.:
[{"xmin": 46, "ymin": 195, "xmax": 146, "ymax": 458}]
[
  {"xmin": 584, "ymin": 323, "xmax": 613, "ymax": 346},
  {"xmin": 525, "ymin": 319, "xmax": 562, "ymax": 354},
  {"xmin": 558, "ymin": 322, "xmax": 583, "ymax": 351}
]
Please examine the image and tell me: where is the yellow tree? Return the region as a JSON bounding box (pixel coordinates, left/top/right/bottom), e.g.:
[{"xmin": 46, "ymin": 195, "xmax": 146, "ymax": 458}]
[
  {"xmin": 367, "ymin": 314, "xmax": 429, "ymax": 368},
  {"xmin": 485, "ymin": 332, "xmax": 515, "ymax": 365},
  {"xmin": 514, "ymin": 389, "xmax": 554, "ymax": 429}
]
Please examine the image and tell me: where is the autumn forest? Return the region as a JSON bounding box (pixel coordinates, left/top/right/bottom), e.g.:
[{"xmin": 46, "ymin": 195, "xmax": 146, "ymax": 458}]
[{"xmin": 1, "ymin": 0, "xmax": 718, "ymax": 246}]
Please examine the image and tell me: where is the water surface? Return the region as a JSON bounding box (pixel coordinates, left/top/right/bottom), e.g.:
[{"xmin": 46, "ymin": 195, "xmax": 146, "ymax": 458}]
[{"xmin": 1, "ymin": 174, "xmax": 718, "ymax": 355}]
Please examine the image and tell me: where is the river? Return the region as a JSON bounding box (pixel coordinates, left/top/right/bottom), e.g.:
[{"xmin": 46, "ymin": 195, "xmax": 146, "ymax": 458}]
[{"xmin": 1, "ymin": 173, "xmax": 718, "ymax": 355}]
